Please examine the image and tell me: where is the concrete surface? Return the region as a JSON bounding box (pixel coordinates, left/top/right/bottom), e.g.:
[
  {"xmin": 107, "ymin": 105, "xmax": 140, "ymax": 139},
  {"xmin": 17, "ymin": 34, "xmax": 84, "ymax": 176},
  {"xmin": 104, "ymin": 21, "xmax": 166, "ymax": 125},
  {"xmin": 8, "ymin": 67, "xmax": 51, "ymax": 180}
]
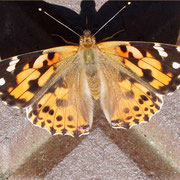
[{"xmin": 0, "ymin": 1, "xmax": 180, "ymax": 180}]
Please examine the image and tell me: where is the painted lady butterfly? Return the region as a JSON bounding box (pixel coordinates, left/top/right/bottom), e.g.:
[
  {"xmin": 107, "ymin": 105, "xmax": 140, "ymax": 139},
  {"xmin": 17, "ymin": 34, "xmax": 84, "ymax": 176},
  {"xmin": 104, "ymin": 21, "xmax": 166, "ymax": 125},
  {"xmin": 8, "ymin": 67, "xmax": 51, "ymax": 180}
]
[{"xmin": 0, "ymin": 5, "xmax": 180, "ymax": 137}]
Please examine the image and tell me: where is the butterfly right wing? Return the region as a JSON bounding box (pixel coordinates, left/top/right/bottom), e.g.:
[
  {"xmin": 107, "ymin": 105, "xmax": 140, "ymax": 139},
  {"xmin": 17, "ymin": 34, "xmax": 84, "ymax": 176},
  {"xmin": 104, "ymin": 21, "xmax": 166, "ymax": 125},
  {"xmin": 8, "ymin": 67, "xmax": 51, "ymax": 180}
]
[{"xmin": 97, "ymin": 41, "xmax": 180, "ymax": 128}]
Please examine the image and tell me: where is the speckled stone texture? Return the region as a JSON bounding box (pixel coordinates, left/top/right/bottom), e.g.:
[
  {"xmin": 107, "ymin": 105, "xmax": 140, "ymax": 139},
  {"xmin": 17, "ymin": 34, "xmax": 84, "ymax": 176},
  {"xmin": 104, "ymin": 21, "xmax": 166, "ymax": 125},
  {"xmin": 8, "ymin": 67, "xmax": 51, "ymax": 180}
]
[{"xmin": 0, "ymin": 1, "xmax": 180, "ymax": 180}]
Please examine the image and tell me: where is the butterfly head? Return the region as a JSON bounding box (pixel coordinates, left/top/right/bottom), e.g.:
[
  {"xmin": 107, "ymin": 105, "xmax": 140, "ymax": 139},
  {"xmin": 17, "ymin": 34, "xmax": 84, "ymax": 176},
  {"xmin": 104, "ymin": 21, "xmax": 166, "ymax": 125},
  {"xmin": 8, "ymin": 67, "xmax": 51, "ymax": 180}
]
[{"xmin": 80, "ymin": 30, "xmax": 96, "ymax": 48}]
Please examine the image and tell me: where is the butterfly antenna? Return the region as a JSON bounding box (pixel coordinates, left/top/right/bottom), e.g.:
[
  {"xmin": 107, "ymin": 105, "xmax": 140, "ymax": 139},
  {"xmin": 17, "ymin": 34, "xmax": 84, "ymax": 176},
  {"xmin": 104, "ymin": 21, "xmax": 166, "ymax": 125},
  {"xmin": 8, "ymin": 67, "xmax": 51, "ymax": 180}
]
[
  {"xmin": 93, "ymin": 2, "xmax": 131, "ymax": 37},
  {"xmin": 38, "ymin": 8, "xmax": 81, "ymax": 37},
  {"xmin": 86, "ymin": 16, "xmax": 88, "ymax": 29}
]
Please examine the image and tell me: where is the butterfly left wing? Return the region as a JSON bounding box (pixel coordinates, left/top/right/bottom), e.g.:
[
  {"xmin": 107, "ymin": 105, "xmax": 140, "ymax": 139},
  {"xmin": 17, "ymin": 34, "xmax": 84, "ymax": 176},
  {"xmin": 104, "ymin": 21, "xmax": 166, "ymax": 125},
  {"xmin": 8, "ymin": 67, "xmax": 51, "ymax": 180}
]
[
  {"xmin": 97, "ymin": 41, "xmax": 180, "ymax": 128},
  {"xmin": 0, "ymin": 46, "xmax": 94, "ymax": 136}
]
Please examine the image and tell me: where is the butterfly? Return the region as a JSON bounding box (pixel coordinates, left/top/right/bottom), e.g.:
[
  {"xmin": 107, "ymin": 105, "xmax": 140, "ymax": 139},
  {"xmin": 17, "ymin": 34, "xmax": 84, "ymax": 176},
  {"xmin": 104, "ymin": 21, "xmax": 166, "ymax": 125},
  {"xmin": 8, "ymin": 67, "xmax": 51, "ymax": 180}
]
[
  {"xmin": 1, "ymin": 1, "xmax": 180, "ymax": 137},
  {"xmin": 0, "ymin": 28, "xmax": 179, "ymax": 137}
]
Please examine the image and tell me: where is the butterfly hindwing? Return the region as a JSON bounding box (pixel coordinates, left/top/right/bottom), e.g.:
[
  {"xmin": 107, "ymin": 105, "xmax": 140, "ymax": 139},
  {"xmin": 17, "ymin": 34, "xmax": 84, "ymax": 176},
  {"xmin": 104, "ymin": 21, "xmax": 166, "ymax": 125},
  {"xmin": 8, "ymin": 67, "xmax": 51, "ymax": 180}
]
[
  {"xmin": 27, "ymin": 63, "xmax": 93, "ymax": 137},
  {"xmin": 99, "ymin": 62, "xmax": 162, "ymax": 128}
]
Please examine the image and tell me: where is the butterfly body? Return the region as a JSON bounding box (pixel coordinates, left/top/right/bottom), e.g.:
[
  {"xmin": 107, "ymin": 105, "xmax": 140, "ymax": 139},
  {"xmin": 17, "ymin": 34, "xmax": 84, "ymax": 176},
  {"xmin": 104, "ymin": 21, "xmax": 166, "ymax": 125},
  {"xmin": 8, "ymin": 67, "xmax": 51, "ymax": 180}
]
[{"xmin": 0, "ymin": 30, "xmax": 180, "ymax": 137}]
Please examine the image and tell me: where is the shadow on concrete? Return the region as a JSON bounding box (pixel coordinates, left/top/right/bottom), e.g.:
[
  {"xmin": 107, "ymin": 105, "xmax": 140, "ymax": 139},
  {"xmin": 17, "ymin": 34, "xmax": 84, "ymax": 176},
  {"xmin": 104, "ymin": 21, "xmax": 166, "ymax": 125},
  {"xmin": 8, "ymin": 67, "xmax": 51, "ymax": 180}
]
[
  {"xmin": 96, "ymin": 115, "xmax": 180, "ymax": 179},
  {"xmin": 12, "ymin": 135, "xmax": 86, "ymax": 178}
]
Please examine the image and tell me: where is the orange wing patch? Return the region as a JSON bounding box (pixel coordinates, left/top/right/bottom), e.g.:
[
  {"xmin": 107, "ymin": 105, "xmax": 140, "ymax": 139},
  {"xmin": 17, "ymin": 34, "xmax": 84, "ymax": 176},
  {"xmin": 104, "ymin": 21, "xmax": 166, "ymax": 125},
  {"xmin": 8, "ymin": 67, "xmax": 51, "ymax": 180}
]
[{"xmin": 0, "ymin": 46, "xmax": 78, "ymax": 108}]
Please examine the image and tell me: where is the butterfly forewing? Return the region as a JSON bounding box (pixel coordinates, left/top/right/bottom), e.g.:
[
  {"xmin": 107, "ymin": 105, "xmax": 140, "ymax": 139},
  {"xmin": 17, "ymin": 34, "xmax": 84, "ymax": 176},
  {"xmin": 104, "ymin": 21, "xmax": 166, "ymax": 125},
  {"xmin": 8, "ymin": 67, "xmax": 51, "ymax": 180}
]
[
  {"xmin": 0, "ymin": 46, "xmax": 78, "ymax": 108},
  {"xmin": 98, "ymin": 42, "xmax": 180, "ymax": 95}
]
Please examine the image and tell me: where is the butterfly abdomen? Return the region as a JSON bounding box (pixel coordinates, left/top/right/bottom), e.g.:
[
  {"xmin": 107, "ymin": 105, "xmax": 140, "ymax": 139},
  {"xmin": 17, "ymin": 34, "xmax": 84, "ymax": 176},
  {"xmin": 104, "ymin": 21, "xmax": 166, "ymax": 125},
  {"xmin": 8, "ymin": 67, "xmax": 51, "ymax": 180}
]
[
  {"xmin": 85, "ymin": 64, "xmax": 101, "ymax": 100},
  {"xmin": 80, "ymin": 47, "xmax": 101, "ymax": 99}
]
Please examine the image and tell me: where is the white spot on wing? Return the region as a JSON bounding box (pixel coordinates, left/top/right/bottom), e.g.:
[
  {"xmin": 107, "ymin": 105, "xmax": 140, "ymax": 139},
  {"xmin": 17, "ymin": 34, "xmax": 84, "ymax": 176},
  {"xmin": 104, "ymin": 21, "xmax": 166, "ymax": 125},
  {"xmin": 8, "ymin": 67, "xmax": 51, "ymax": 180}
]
[
  {"xmin": 159, "ymin": 51, "xmax": 168, "ymax": 57},
  {"xmin": 154, "ymin": 43, "xmax": 160, "ymax": 46},
  {"xmin": 0, "ymin": 78, "xmax": 6, "ymax": 86},
  {"xmin": 172, "ymin": 62, "xmax": 180, "ymax": 69},
  {"xmin": 11, "ymin": 56, "xmax": 18, "ymax": 61},
  {"xmin": 153, "ymin": 46, "xmax": 164, "ymax": 51},
  {"xmin": 153, "ymin": 43, "xmax": 168, "ymax": 57},
  {"xmin": 177, "ymin": 46, "xmax": 180, "ymax": 52},
  {"xmin": 6, "ymin": 65, "xmax": 16, "ymax": 72},
  {"xmin": 6, "ymin": 57, "xmax": 20, "ymax": 72},
  {"xmin": 9, "ymin": 59, "xmax": 19, "ymax": 66}
]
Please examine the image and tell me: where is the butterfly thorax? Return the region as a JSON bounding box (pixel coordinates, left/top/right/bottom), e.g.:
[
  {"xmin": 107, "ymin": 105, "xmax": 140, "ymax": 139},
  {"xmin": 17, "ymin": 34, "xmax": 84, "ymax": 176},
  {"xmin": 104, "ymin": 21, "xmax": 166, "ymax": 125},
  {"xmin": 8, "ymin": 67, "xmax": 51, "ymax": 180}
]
[
  {"xmin": 79, "ymin": 30, "xmax": 97, "ymax": 64},
  {"xmin": 79, "ymin": 30, "xmax": 100, "ymax": 100}
]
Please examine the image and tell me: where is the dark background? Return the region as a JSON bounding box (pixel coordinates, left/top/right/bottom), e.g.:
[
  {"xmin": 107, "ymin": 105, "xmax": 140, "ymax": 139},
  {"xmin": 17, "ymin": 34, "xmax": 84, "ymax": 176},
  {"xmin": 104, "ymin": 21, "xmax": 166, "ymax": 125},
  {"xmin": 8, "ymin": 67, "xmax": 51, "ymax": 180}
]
[{"xmin": 0, "ymin": 1, "xmax": 180, "ymax": 59}]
